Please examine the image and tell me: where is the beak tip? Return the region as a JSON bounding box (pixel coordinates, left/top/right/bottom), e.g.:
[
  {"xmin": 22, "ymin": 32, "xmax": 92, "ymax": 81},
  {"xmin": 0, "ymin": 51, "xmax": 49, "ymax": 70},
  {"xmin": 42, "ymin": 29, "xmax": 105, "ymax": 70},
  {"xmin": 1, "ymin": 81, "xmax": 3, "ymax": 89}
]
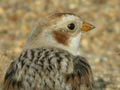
[
  {"xmin": 82, "ymin": 21, "xmax": 96, "ymax": 32},
  {"xmin": 91, "ymin": 25, "xmax": 96, "ymax": 29}
]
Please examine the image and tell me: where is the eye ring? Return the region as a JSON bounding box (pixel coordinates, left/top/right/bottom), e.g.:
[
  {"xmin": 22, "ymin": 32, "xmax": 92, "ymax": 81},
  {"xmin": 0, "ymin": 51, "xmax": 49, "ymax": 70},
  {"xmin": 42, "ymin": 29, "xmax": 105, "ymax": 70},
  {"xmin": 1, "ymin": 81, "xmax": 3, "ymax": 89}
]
[{"xmin": 67, "ymin": 23, "xmax": 75, "ymax": 30}]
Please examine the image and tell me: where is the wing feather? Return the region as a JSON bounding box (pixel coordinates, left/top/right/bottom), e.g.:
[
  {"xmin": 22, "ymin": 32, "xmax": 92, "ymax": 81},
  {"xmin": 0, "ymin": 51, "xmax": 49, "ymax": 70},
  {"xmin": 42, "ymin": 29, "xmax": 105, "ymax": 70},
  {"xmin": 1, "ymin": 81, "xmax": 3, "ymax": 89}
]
[{"xmin": 64, "ymin": 56, "xmax": 93, "ymax": 90}]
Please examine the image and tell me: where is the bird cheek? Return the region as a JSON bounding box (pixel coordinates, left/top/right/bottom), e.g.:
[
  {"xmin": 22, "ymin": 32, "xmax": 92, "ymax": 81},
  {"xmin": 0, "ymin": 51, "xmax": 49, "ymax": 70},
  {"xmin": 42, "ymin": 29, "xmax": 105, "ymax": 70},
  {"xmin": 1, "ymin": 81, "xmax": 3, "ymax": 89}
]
[{"xmin": 53, "ymin": 31, "xmax": 69, "ymax": 46}]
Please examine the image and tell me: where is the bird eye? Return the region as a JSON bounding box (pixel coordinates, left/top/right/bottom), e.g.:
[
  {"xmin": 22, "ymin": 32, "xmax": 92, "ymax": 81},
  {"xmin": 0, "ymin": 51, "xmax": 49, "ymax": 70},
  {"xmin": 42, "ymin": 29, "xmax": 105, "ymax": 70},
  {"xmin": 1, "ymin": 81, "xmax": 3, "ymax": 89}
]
[{"xmin": 67, "ymin": 23, "xmax": 75, "ymax": 30}]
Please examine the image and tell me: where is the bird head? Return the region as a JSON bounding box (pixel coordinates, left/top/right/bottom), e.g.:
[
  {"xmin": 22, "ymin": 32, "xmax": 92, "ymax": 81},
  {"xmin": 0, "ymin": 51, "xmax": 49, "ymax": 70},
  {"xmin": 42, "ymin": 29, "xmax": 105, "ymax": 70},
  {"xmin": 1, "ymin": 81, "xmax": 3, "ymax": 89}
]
[{"xmin": 25, "ymin": 13, "xmax": 95, "ymax": 55}]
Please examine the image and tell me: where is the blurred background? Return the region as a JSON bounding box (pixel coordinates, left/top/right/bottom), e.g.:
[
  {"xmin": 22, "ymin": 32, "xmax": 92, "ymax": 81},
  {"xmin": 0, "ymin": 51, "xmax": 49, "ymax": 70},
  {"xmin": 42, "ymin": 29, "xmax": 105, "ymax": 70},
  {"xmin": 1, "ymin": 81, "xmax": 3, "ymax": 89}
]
[{"xmin": 0, "ymin": 0, "xmax": 120, "ymax": 90}]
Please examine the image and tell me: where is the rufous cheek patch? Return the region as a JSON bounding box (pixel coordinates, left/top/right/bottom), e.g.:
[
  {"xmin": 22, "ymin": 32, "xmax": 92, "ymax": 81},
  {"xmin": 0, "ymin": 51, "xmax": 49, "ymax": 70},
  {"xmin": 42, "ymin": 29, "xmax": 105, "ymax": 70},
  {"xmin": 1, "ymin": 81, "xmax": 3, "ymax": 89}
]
[{"xmin": 53, "ymin": 31, "xmax": 69, "ymax": 45}]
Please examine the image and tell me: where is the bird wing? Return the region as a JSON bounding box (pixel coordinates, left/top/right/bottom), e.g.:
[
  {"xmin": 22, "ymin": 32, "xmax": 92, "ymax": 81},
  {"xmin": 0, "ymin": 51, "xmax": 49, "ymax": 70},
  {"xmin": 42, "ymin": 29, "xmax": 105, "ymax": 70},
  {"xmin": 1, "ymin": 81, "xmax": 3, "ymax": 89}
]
[
  {"xmin": 3, "ymin": 54, "xmax": 25, "ymax": 90},
  {"xmin": 3, "ymin": 48, "xmax": 93, "ymax": 90},
  {"xmin": 64, "ymin": 56, "xmax": 93, "ymax": 90},
  {"xmin": 3, "ymin": 48, "xmax": 70, "ymax": 90}
]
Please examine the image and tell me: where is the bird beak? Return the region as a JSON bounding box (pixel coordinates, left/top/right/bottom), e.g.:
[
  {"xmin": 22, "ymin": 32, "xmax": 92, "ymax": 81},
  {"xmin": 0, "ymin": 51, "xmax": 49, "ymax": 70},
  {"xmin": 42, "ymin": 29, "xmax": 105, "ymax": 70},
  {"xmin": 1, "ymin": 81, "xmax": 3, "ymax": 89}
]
[{"xmin": 81, "ymin": 21, "xmax": 95, "ymax": 32}]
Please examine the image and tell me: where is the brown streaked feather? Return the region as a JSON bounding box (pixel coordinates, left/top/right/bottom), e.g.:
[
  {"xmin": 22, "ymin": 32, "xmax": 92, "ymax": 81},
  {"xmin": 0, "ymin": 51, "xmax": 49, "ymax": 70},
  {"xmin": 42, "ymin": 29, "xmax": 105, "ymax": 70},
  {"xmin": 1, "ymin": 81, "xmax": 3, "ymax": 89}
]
[
  {"xmin": 3, "ymin": 48, "xmax": 93, "ymax": 90},
  {"xmin": 52, "ymin": 13, "xmax": 77, "ymax": 17},
  {"xmin": 64, "ymin": 56, "xmax": 93, "ymax": 90}
]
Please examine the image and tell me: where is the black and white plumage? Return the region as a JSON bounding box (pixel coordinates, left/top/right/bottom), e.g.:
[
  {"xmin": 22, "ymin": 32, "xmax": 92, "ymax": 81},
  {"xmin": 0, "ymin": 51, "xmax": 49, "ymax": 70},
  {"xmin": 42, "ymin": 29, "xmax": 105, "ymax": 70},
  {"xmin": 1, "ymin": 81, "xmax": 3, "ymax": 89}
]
[{"xmin": 3, "ymin": 13, "xmax": 95, "ymax": 90}]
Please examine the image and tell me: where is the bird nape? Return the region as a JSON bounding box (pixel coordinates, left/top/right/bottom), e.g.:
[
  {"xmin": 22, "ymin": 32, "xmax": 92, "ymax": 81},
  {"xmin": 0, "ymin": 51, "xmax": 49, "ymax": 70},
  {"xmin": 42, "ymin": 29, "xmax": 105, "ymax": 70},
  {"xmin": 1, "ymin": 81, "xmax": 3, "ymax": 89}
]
[{"xmin": 3, "ymin": 13, "xmax": 95, "ymax": 90}]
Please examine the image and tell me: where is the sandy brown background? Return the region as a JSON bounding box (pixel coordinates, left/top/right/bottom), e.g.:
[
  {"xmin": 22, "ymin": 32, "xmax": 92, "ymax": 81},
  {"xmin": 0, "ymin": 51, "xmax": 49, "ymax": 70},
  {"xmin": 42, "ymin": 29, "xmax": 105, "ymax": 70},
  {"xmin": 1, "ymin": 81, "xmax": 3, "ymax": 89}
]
[{"xmin": 0, "ymin": 0, "xmax": 120, "ymax": 90}]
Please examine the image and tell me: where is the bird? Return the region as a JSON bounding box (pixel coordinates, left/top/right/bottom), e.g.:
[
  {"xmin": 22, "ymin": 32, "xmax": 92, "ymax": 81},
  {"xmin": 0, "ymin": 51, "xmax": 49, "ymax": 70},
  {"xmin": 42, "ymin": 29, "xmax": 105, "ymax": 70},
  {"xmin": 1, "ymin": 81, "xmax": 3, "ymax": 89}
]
[{"xmin": 3, "ymin": 13, "xmax": 95, "ymax": 90}]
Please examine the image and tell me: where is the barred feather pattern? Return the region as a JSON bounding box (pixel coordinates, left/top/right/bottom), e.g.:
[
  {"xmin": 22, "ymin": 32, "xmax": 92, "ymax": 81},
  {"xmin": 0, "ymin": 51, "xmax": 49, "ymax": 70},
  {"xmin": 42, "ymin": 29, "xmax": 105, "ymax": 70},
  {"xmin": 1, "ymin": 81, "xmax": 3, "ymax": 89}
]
[{"xmin": 3, "ymin": 48, "xmax": 93, "ymax": 90}]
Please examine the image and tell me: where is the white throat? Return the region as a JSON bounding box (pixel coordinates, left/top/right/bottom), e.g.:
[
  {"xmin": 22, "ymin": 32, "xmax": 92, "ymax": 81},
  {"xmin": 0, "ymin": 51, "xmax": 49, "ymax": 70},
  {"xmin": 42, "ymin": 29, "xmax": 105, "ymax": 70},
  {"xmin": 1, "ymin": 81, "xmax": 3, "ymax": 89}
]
[{"xmin": 68, "ymin": 33, "xmax": 81, "ymax": 55}]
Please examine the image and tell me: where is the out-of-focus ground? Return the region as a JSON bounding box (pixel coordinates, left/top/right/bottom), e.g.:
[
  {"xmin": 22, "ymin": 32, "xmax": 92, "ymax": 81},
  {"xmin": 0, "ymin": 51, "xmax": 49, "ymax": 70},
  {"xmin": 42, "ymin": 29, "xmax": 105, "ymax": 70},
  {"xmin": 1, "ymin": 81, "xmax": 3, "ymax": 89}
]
[{"xmin": 0, "ymin": 0, "xmax": 120, "ymax": 90}]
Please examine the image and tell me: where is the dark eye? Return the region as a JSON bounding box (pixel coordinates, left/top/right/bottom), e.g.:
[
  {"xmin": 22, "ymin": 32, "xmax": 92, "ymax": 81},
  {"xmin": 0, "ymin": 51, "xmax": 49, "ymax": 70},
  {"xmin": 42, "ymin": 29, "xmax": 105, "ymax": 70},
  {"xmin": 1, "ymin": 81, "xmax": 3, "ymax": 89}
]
[{"xmin": 67, "ymin": 23, "xmax": 75, "ymax": 30}]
